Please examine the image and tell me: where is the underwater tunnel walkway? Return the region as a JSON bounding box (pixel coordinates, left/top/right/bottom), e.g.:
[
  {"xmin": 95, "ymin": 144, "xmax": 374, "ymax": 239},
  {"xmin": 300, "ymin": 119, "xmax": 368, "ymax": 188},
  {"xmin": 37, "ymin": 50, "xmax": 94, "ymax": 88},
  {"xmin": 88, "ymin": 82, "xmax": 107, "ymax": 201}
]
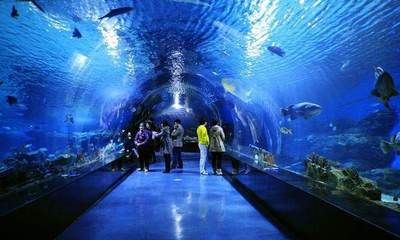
[{"xmin": 59, "ymin": 153, "xmax": 291, "ymax": 240}]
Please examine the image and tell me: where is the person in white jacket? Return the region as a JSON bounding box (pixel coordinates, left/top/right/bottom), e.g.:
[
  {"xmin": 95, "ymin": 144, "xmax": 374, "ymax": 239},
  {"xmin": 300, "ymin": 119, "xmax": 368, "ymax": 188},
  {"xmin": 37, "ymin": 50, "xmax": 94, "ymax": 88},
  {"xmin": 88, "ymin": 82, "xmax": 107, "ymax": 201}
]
[{"xmin": 209, "ymin": 120, "xmax": 226, "ymax": 175}]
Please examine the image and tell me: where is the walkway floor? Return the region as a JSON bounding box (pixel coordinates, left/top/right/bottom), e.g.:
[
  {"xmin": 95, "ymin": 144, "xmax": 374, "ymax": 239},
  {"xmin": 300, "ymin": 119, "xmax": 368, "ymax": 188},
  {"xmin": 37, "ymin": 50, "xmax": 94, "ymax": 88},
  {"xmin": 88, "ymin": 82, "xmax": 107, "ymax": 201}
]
[{"xmin": 59, "ymin": 154, "xmax": 291, "ymax": 240}]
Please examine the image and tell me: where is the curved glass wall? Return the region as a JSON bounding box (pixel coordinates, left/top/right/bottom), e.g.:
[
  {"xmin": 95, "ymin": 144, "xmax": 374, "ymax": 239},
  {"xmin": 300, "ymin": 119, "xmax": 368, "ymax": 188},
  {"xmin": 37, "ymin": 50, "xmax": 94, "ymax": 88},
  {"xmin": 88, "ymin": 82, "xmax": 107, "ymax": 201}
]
[{"xmin": 0, "ymin": 0, "xmax": 399, "ymax": 214}]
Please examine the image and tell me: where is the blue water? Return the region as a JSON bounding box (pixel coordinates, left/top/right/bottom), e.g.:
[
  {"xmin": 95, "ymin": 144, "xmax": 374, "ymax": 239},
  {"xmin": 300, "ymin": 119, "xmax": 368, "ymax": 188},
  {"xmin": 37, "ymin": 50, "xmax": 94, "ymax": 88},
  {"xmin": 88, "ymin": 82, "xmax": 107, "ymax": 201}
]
[{"xmin": 1, "ymin": 0, "xmax": 400, "ymax": 209}]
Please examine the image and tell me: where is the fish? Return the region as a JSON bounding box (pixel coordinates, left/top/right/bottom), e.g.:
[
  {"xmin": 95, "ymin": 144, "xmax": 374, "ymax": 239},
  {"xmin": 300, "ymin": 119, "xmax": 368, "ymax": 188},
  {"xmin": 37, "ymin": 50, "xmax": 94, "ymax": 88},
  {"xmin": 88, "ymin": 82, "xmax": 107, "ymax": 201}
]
[
  {"xmin": 18, "ymin": 0, "xmax": 45, "ymax": 13},
  {"xmin": 281, "ymin": 102, "xmax": 322, "ymax": 120},
  {"xmin": 6, "ymin": 96, "xmax": 18, "ymax": 105},
  {"xmin": 65, "ymin": 114, "xmax": 74, "ymax": 124},
  {"xmin": 72, "ymin": 28, "xmax": 82, "ymax": 38},
  {"xmin": 98, "ymin": 7, "xmax": 133, "ymax": 20},
  {"xmin": 11, "ymin": 5, "xmax": 19, "ymax": 18},
  {"xmin": 371, "ymin": 66, "xmax": 398, "ymax": 109},
  {"xmin": 72, "ymin": 14, "xmax": 82, "ymax": 23},
  {"xmin": 380, "ymin": 132, "xmax": 400, "ymax": 154},
  {"xmin": 268, "ymin": 45, "xmax": 285, "ymax": 57},
  {"xmin": 340, "ymin": 60, "xmax": 350, "ymax": 71},
  {"xmin": 280, "ymin": 127, "xmax": 293, "ymax": 135}
]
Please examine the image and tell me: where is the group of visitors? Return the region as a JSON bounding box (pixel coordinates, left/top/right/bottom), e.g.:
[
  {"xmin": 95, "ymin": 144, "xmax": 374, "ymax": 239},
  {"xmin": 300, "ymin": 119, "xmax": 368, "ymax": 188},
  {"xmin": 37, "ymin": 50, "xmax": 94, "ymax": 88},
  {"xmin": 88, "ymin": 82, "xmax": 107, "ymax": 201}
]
[
  {"xmin": 134, "ymin": 119, "xmax": 184, "ymax": 173},
  {"xmin": 131, "ymin": 118, "xmax": 226, "ymax": 176}
]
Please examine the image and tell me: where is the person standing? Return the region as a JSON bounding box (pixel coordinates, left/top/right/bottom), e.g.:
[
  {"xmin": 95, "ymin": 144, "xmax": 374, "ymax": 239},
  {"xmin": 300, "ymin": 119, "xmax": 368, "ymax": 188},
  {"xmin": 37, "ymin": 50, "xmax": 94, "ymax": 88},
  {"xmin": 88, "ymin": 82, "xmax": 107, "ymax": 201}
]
[
  {"xmin": 134, "ymin": 122, "xmax": 152, "ymax": 172},
  {"xmin": 126, "ymin": 131, "xmax": 139, "ymax": 162},
  {"xmin": 145, "ymin": 119, "xmax": 157, "ymax": 163},
  {"xmin": 113, "ymin": 131, "xmax": 134, "ymax": 171},
  {"xmin": 209, "ymin": 120, "xmax": 226, "ymax": 175},
  {"xmin": 196, "ymin": 119, "xmax": 209, "ymax": 175},
  {"xmin": 171, "ymin": 119, "xmax": 184, "ymax": 169},
  {"xmin": 154, "ymin": 120, "xmax": 173, "ymax": 173}
]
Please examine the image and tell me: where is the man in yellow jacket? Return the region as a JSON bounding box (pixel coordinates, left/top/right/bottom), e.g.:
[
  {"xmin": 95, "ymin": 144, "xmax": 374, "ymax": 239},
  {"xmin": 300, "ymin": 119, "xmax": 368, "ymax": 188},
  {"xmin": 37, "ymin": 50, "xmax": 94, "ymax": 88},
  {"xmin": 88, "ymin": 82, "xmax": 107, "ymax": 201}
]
[{"xmin": 197, "ymin": 119, "xmax": 209, "ymax": 175}]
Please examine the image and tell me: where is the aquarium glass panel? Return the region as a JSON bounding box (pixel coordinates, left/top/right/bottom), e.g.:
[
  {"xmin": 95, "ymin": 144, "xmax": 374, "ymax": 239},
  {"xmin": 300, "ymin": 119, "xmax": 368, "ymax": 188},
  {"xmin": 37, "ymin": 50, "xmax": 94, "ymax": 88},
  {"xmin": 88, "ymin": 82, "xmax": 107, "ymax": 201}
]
[{"xmin": 1, "ymin": 0, "xmax": 399, "ymax": 214}]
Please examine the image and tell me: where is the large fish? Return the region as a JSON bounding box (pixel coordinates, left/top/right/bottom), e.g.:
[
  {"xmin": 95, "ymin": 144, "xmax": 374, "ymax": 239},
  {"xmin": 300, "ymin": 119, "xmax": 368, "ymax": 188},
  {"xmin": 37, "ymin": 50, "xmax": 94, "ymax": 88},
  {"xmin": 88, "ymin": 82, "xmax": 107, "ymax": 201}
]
[
  {"xmin": 98, "ymin": 7, "xmax": 133, "ymax": 20},
  {"xmin": 381, "ymin": 132, "xmax": 400, "ymax": 154},
  {"xmin": 371, "ymin": 66, "xmax": 398, "ymax": 109},
  {"xmin": 281, "ymin": 102, "xmax": 322, "ymax": 120}
]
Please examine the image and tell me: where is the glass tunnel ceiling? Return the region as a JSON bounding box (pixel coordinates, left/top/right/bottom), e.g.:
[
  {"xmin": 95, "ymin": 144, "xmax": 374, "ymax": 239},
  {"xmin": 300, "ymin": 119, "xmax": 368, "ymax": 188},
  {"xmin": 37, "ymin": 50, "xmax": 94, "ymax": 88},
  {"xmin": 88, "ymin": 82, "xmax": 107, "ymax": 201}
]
[{"xmin": 1, "ymin": 1, "xmax": 400, "ymax": 156}]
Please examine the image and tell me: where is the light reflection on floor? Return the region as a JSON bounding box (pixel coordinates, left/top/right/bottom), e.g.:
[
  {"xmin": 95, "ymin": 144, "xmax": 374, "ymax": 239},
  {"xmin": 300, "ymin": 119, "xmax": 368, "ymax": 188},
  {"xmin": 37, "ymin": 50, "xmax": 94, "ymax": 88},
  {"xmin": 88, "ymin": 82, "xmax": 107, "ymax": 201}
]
[{"xmin": 60, "ymin": 154, "xmax": 290, "ymax": 240}]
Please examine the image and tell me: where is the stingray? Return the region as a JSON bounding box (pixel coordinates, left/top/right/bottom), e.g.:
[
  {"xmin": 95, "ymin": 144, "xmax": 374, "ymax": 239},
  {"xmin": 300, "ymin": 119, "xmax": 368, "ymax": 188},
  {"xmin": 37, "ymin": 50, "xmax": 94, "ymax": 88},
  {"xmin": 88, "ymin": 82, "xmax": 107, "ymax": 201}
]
[{"xmin": 371, "ymin": 66, "xmax": 399, "ymax": 109}]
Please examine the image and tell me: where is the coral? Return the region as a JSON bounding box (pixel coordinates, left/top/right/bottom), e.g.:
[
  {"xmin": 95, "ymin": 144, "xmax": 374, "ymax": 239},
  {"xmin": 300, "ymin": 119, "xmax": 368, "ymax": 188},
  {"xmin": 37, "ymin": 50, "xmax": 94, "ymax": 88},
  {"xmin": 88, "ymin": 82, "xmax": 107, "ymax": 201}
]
[
  {"xmin": 361, "ymin": 168, "xmax": 400, "ymax": 194},
  {"xmin": 293, "ymin": 133, "xmax": 390, "ymax": 170},
  {"xmin": 305, "ymin": 153, "xmax": 381, "ymax": 201},
  {"xmin": 283, "ymin": 110, "xmax": 397, "ymax": 171}
]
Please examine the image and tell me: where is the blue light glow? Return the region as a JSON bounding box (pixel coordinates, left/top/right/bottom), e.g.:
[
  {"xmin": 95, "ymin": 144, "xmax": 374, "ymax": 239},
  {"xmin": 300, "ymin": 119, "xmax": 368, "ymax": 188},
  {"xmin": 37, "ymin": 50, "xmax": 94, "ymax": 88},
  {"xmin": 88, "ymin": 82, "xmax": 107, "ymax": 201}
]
[{"xmin": 0, "ymin": 0, "xmax": 400, "ymax": 214}]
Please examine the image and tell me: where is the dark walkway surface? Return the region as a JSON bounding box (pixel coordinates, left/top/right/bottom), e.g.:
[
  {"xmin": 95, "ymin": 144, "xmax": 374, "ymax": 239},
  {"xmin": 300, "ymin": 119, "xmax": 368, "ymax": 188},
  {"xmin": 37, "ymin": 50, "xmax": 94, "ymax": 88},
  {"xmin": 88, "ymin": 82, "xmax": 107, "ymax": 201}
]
[{"xmin": 60, "ymin": 154, "xmax": 290, "ymax": 240}]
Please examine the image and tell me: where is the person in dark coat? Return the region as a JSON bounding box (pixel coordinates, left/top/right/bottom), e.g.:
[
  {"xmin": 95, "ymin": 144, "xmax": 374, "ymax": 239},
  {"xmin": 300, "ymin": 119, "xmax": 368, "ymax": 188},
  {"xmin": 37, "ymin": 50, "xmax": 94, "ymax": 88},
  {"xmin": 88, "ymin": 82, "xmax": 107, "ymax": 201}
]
[
  {"xmin": 145, "ymin": 119, "xmax": 157, "ymax": 163},
  {"xmin": 134, "ymin": 122, "xmax": 152, "ymax": 172},
  {"xmin": 154, "ymin": 120, "xmax": 173, "ymax": 173}
]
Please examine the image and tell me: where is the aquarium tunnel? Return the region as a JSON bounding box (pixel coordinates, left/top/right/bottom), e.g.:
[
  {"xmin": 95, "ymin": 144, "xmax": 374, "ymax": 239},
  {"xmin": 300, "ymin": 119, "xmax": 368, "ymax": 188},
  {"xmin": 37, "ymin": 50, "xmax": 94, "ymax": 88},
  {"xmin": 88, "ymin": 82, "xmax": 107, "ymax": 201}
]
[{"xmin": 1, "ymin": 1, "xmax": 400, "ymax": 239}]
